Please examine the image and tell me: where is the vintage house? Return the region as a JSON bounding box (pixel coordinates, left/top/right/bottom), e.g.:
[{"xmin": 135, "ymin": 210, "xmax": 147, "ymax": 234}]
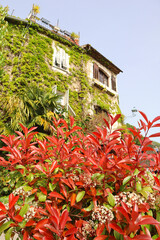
[{"xmin": 2, "ymin": 14, "xmax": 122, "ymax": 124}]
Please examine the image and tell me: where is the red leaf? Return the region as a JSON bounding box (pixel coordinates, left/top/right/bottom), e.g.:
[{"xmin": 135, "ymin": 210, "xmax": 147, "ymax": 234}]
[
  {"xmin": 14, "ymin": 214, "xmax": 23, "ymax": 222},
  {"xmin": 139, "ymin": 111, "xmax": 149, "ymax": 123},
  {"xmin": 70, "ymin": 193, "xmax": 76, "ymax": 206},
  {"xmin": 109, "ymin": 223, "xmax": 124, "ymax": 235},
  {"xmin": 132, "ymin": 235, "xmax": 152, "ymax": 240},
  {"xmin": 50, "ymin": 161, "xmax": 58, "ymax": 174},
  {"xmin": 87, "ymin": 135, "xmax": 100, "ymax": 146},
  {"xmin": 43, "ymin": 223, "xmax": 59, "ymax": 235},
  {"xmin": 151, "ymin": 116, "xmax": 160, "ymax": 124},
  {"xmin": 9, "ymin": 194, "xmax": 19, "ymax": 209},
  {"xmin": 152, "ymin": 123, "xmax": 160, "ymax": 128},
  {"xmin": 23, "ymin": 231, "xmax": 29, "ymax": 240},
  {"xmin": 19, "ymin": 123, "xmax": 28, "ymax": 136},
  {"xmin": 70, "ymin": 116, "xmax": 74, "ymax": 128},
  {"xmin": 111, "ymin": 114, "xmax": 121, "ymax": 126},
  {"xmin": 35, "ymin": 165, "xmax": 47, "ymax": 175},
  {"xmin": 35, "ymin": 219, "xmax": 48, "ymax": 230},
  {"xmin": 131, "ymin": 204, "xmax": 139, "ymax": 222},
  {"xmin": 65, "ymin": 227, "xmax": 77, "ymax": 236},
  {"xmin": 152, "ymin": 186, "xmax": 160, "ymax": 191},
  {"xmin": 45, "ymin": 202, "xmax": 59, "ymax": 221},
  {"xmin": 116, "ymin": 206, "xmax": 130, "ymax": 221},
  {"xmin": 49, "ymin": 192, "xmax": 65, "ymax": 200},
  {"xmin": 149, "ymin": 133, "xmax": 160, "ymax": 138},
  {"xmin": 0, "ymin": 202, "xmax": 6, "ymax": 211},
  {"xmin": 96, "ymin": 223, "xmax": 105, "ymax": 236},
  {"xmin": 103, "ymin": 118, "xmax": 110, "ymax": 129},
  {"xmin": 25, "ymin": 220, "xmax": 36, "ymax": 227},
  {"xmin": 60, "ymin": 209, "xmax": 69, "ymax": 230},
  {"xmin": 39, "ymin": 186, "xmax": 47, "ymax": 195},
  {"xmin": 154, "ymin": 176, "xmax": 160, "ymax": 186},
  {"xmin": 94, "ymin": 236, "xmax": 108, "ymax": 240},
  {"xmin": 138, "ymin": 216, "xmax": 160, "ymax": 225}
]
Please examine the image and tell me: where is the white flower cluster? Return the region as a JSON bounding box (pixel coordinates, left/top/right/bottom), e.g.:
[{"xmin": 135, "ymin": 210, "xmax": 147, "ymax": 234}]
[
  {"xmin": 143, "ymin": 170, "xmax": 155, "ymax": 186},
  {"xmin": 92, "ymin": 205, "xmax": 114, "ymax": 223},
  {"xmin": 13, "ymin": 186, "xmax": 31, "ymax": 197},
  {"xmin": 81, "ymin": 220, "xmax": 96, "ymax": 239},
  {"xmin": 148, "ymin": 193, "xmax": 156, "ymax": 208},
  {"xmin": 24, "ymin": 206, "xmax": 36, "ymax": 220},
  {"xmin": 115, "ymin": 192, "xmax": 146, "ymax": 208},
  {"xmin": 80, "ymin": 174, "xmax": 102, "ymax": 188},
  {"xmin": 65, "ymin": 173, "xmax": 80, "ymax": 182}
]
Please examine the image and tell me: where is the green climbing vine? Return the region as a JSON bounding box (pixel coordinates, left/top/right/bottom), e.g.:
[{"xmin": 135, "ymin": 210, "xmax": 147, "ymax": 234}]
[
  {"xmin": 0, "ymin": 6, "xmax": 8, "ymax": 79},
  {"xmin": 1, "ymin": 15, "xmax": 122, "ymax": 123}
]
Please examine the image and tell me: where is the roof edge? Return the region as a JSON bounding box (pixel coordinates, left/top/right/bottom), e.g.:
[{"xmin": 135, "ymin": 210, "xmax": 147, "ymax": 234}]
[{"xmin": 82, "ymin": 44, "xmax": 123, "ymax": 75}]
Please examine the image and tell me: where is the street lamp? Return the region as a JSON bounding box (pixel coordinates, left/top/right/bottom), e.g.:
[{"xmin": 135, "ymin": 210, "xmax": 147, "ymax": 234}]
[{"xmin": 131, "ymin": 107, "xmax": 138, "ymax": 117}]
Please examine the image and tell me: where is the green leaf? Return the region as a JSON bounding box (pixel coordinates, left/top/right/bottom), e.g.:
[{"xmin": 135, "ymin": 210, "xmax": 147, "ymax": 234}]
[
  {"xmin": 84, "ymin": 201, "xmax": 94, "ymax": 211},
  {"xmin": 27, "ymin": 173, "xmax": 34, "ymax": 182},
  {"xmin": 18, "ymin": 220, "xmax": 27, "ymax": 228},
  {"xmin": 37, "ymin": 192, "xmax": 46, "ymax": 202},
  {"xmin": 76, "ymin": 191, "xmax": 85, "ymax": 202},
  {"xmin": 147, "ymin": 171, "xmax": 154, "ymax": 180},
  {"xmin": 0, "ymin": 221, "xmax": 13, "ymax": 234},
  {"xmin": 108, "ymin": 193, "xmax": 115, "ymax": 207},
  {"xmin": 91, "ymin": 171, "xmax": 104, "ymax": 180},
  {"xmin": 152, "ymin": 234, "xmax": 159, "ymax": 239},
  {"xmin": 140, "ymin": 190, "xmax": 148, "ymax": 199},
  {"xmin": 15, "ymin": 165, "xmax": 26, "ymax": 170},
  {"xmin": 49, "ymin": 183, "xmax": 56, "ymax": 191},
  {"xmin": 133, "ymin": 168, "xmax": 140, "ymax": 176},
  {"xmin": 97, "ymin": 174, "xmax": 105, "ymax": 181},
  {"xmin": 103, "ymin": 203, "xmax": 112, "ymax": 209},
  {"xmin": 25, "ymin": 195, "xmax": 35, "ymax": 203},
  {"xmin": 136, "ymin": 182, "xmax": 142, "ymax": 192},
  {"xmin": 142, "ymin": 186, "xmax": 153, "ymax": 193},
  {"xmin": 147, "ymin": 210, "xmax": 153, "ymax": 217},
  {"xmin": 5, "ymin": 227, "xmax": 14, "ymax": 240},
  {"xmin": 123, "ymin": 176, "xmax": 131, "ymax": 185},
  {"xmin": 19, "ymin": 204, "xmax": 29, "ymax": 217},
  {"xmin": 114, "ymin": 230, "xmax": 124, "ymax": 240},
  {"xmin": 67, "ymin": 205, "xmax": 70, "ymax": 212},
  {"xmin": 91, "ymin": 173, "xmax": 101, "ymax": 180},
  {"xmin": 96, "ymin": 189, "xmax": 103, "ymax": 196},
  {"xmin": 130, "ymin": 232, "xmax": 135, "ymax": 238},
  {"xmin": 23, "ymin": 186, "xmax": 32, "ymax": 192},
  {"xmin": 156, "ymin": 211, "xmax": 160, "ymax": 221}
]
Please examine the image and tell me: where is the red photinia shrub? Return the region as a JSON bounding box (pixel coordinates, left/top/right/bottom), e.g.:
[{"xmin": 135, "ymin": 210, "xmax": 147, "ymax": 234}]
[{"xmin": 0, "ymin": 112, "xmax": 159, "ymax": 239}]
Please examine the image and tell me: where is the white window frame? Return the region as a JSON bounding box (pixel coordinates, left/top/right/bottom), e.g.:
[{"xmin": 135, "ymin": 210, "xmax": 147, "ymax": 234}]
[
  {"xmin": 52, "ymin": 86, "xmax": 76, "ymax": 116},
  {"xmin": 53, "ymin": 44, "xmax": 69, "ymax": 73}
]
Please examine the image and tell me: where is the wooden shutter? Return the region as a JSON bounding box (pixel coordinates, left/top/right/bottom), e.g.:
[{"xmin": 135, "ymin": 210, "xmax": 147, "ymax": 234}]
[
  {"xmin": 62, "ymin": 49, "xmax": 67, "ymax": 69},
  {"xmin": 111, "ymin": 76, "xmax": 116, "ymax": 91},
  {"xmin": 93, "ymin": 63, "xmax": 99, "ymax": 79},
  {"xmin": 55, "ymin": 48, "xmax": 61, "ymax": 66}
]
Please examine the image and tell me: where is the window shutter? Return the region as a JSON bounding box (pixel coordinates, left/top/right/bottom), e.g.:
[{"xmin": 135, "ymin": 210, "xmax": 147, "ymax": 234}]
[
  {"xmin": 93, "ymin": 63, "xmax": 99, "ymax": 79},
  {"xmin": 62, "ymin": 50, "xmax": 67, "ymax": 70},
  {"xmin": 55, "ymin": 48, "xmax": 61, "ymax": 66},
  {"xmin": 111, "ymin": 76, "xmax": 117, "ymax": 91}
]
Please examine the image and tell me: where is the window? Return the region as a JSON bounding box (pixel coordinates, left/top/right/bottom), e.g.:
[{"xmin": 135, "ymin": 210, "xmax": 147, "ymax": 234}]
[
  {"xmin": 54, "ymin": 46, "xmax": 69, "ymax": 70},
  {"xmin": 52, "ymin": 86, "xmax": 76, "ymax": 116},
  {"xmin": 93, "ymin": 63, "xmax": 109, "ymax": 87},
  {"xmin": 111, "ymin": 75, "xmax": 116, "ymax": 91}
]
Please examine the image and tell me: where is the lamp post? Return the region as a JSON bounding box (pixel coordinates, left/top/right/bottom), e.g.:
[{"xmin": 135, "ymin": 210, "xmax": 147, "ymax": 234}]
[
  {"xmin": 125, "ymin": 107, "xmax": 138, "ymax": 119},
  {"xmin": 131, "ymin": 107, "xmax": 138, "ymax": 117}
]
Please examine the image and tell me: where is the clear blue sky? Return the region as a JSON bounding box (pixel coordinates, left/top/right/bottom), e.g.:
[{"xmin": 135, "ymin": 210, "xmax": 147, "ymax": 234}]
[{"xmin": 2, "ymin": 0, "xmax": 160, "ymax": 139}]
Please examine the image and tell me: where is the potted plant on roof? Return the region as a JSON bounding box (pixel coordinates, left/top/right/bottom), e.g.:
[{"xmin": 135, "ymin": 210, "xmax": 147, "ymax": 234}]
[{"xmin": 71, "ymin": 32, "xmax": 80, "ymax": 45}]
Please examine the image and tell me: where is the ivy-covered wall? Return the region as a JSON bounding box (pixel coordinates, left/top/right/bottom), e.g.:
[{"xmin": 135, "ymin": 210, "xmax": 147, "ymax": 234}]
[{"xmin": 1, "ymin": 14, "xmax": 123, "ymax": 122}]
